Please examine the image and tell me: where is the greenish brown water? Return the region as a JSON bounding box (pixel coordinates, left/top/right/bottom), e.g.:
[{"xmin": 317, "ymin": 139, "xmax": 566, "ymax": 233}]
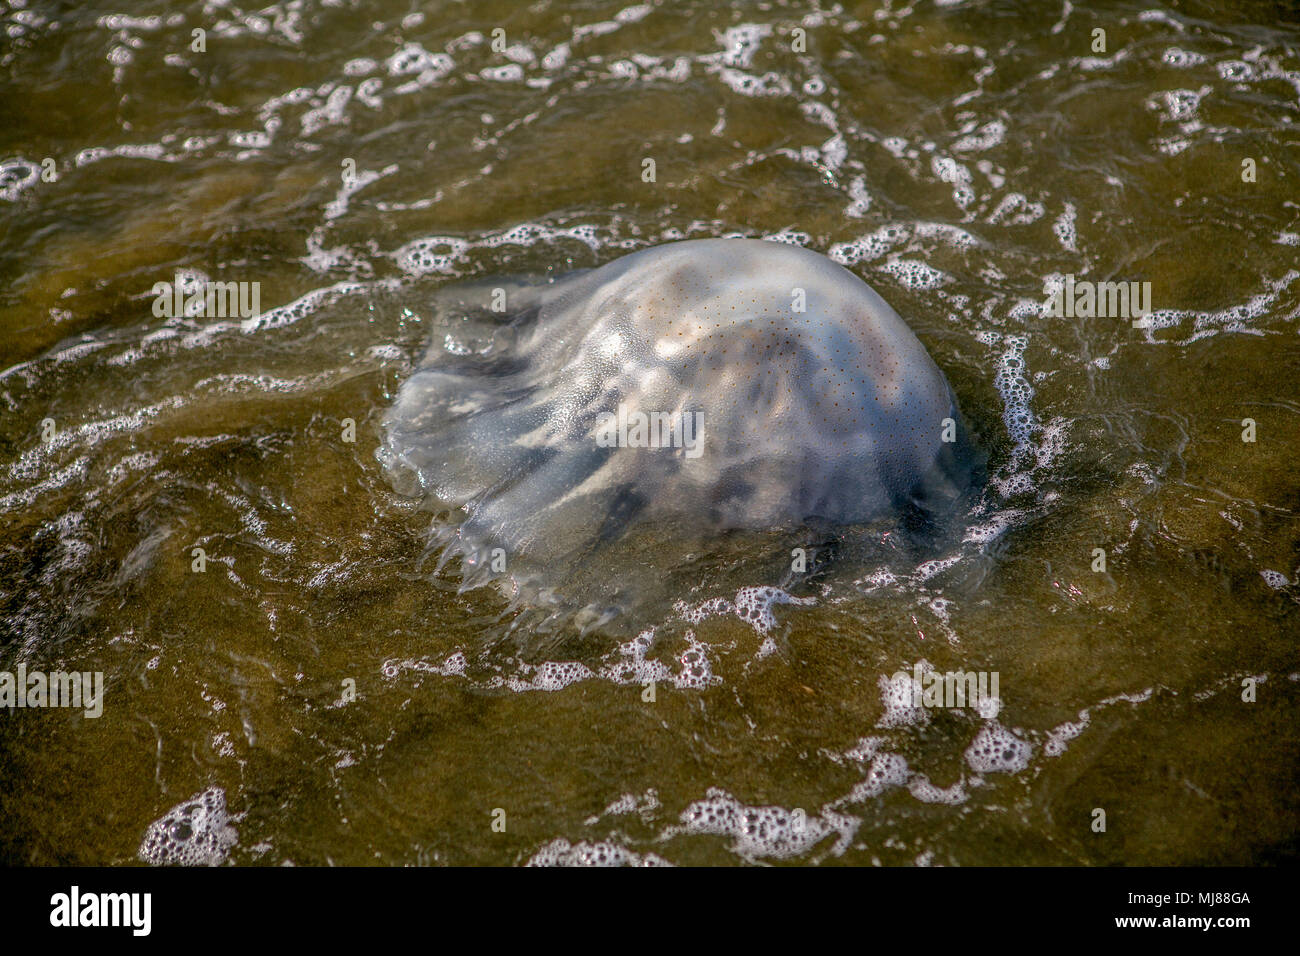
[{"xmin": 2, "ymin": 0, "xmax": 1299, "ymax": 866}]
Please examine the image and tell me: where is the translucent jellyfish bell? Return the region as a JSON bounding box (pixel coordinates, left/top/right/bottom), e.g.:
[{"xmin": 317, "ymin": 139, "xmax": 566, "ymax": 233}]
[{"xmin": 378, "ymin": 238, "xmax": 980, "ymax": 621}]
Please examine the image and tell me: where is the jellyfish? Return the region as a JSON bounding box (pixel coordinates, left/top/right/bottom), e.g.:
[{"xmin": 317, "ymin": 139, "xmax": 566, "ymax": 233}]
[{"xmin": 378, "ymin": 238, "xmax": 980, "ymax": 622}]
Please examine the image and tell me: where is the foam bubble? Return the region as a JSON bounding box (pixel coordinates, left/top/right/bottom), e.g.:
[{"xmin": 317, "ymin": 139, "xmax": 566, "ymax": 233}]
[
  {"xmin": 985, "ymin": 192, "xmax": 1044, "ymax": 226},
  {"xmin": 672, "ymin": 787, "xmax": 855, "ymax": 860},
  {"xmin": 386, "ymin": 42, "xmax": 452, "ymax": 78},
  {"xmin": 1260, "ymin": 569, "xmax": 1290, "ymax": 589},
  {"xmin": 584, "ymin": 789, "xmax": 660, "ymax": 826},
  {"xmin": 0, "ymin": 158, "xmax": 41, "ymax": 201},
  {"xmin": 1217, "ymin": 60, "xmax": 1255, "ymax": 82},
  {"xmin": 1142, "ymin": 270, "xmax": 1299, "ymax": 345},
  {"xmin": 1163, "ymin": 47, "xmax": 1206, "ymax": 68},
  {"xmin": 914, "ymin": 221, "xmax": 980, "ymax": 250},
  {"xmin": 828, "ymin": 224, "xmax": 908, "ymax": 265},
  {"xmin": 878, "ymin": 257, "xmax": 950, "ymax": 290},
  {"xmin": 301, "ymin": 85, "xmax": 353, "ymax": 135},
  {"xmin": 527, "ymin": 838, "xmax": 670, "ymax": 866},
  {"xmin": 908, "ymin": 774, "xmax": 968, "ymax": 805},
  {"xmin": 713, "ymin": 24, "xmax": 772, "ymax": 70},
  {"xmin": 676, "ymin": 586, "xmax": 815, "ymax": 634},
  {"xmin": 845, "ymin": 751, "xmax": 911, "ymax": 800},
  {"xmin": 930, "ymin": 155, "xmax": 975, "ymax": 208},
  {"xmin": 506, "ymin": 659, "xmax": 593, "ymax": 692},
  {"xmin": 714, "ymin": 67, "xmax": 791, "ymax": 98},
  {"xmin": 480, "ymin": 64, "xmax": 524, "ymax": 82},
  {"xmin": 877, "ymin": 667, "xmax": 930, "ymax": 728},
  {"xmin": 393, "ymin": 236, "xmax": 472, "ymax": 276},
  {"xmin": 844, "ymin": 175, "xmax": 872, "ymax": 218},
  {"xmin": 1045, "ymin": 688, "xmax": 1154, "ymax": 757},
  {"xmin": 1149, "ymin": 86, "xmax": 1209, "ymax": 123},
  {"xmin": 994, "ymin": 334, "xmax": 1036, "ymax": 451},
  {"xmin": 138, "ymin": 787, "xmax": 238, "ymax": 866},
  {"xmin": 382, "ymin": 626, "xmax": 720, "ymax": 694},
  {"xmin": 343, "ymin": 57, "xmax": 378, "ymax": 76},
  {"xmin": 952, "ymin": 119, "xmax": 1005, "ymax": 153},
  {"xmin": 964, "ymin": 722, "xmax": 1031, "ymax": 773},
  {"xmin": 1053, "ymin": 203, "xmax": 1078, "ymax": 251}
]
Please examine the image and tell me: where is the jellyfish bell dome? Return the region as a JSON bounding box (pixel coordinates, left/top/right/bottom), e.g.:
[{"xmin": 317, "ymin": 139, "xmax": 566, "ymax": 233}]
[{"xmin": 378, "ymin": 238, "xmax": 981, "ymax": 622}]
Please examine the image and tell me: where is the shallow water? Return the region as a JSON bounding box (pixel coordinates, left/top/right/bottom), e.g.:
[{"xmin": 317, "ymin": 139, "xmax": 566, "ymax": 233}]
[{"xmin": 2, "ymin": 0, "xmax": 1299, "ymax": 866}]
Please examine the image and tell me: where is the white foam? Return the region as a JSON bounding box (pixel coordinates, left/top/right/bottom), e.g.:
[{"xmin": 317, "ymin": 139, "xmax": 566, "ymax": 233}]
[
  {"xmin": 584, "ymin": 789, "xmax": 660, "ymax": 826},
  {"xmin": 931, "ymin": 154, "xmax": 975, "ymax": 209},
  {"xmin": 908, "ymin": 775, "xmax": 968, "ymax": 805},
  {"xmin": 914, "ymin": 221, "xmax": 980, "ymax": 250},
  {"xmin": 828, "ymin": 224, "xmax": 908, "ymax": 265},
  {"xmin": 138, "ymin": 787, "xmax": 238, "ymax": 866},
  {"xmin": 1260, "ymin": 569, "xmax": 1290, "ymax": 589},
  {"xmin": 677, "ymin": 586, "xmax": 815, "ymax": 634},
  {"xmin": 964, "ymin": 722, "xmax": 1031, "ymax": 773},
  {"xmin": 951, "ymin": 119, "xmax": 1005, "ymax": 153},
  {"xmin": 0, "ymin": 158, "xmax": 41, "ymax": 201},
  {"xmin": 1141, "ymin": 270, "xmax": 1300, "ymax": 345},
  {"xmin": 844, "ymin": 176, "xmax": 872, "ymax": 218},
  {"xmin": 382, "ymin": 626, "xmax": 720, "ymax": 694},
  {"xmin": 985, "ymin": 192, "xmax": 1045, "ymax": 226},
  {"xmin": 392, "ymin": 222, "xmax": 612, "ymax": 278},
  {"xmin": 1163, "ymin": 47, "xmax": 1206, "ymax": 68},
  {"xmin": 480, "ymin": 64, "xmax": 524, "ymax": 82},
  {"xmin": 1053, "ymin": 203, "xmax": 1078, "ymax": 252},
  {"xmin": 301, "ymin": 84, "xmax": 352, "ymax": 134},
  {"xmin": 527, "ymin": 838, "xmax": 670, "ymax": 866},
  {"xmin": 1148, "ymin": 86, "xmax": 1210, "ymax": 124},
  {"xmin": 712, "ymin": 24, "xmax": 772, "ymax": 70},
  {"xmin": 1044, "ymin": 688, "xmax": 1154, "ymax": 757},
  {"xmin": 386, "ymin": 42, "xmax": 451, "ymax": 78},
  {"xmin": 994, "ymin": 334, "xmax": 1036, "ymax": 451},
  {"xmin": 343, "ymin": 57, "xmax": 378, "ymax": 76},
  {"xmin": 844, "ymin": 751, "xmax": 911, "ymax": 801},
  {"xmin": 877, "ymin": 667, "xmax": 930, "ymax": 728},
  {"xmin": 878, "ymin": 257, "xmax": 950, "ymax": 290},
  {"xmin": 671, "ymin": 787, "xmax": 856, "ymax": 860}
]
